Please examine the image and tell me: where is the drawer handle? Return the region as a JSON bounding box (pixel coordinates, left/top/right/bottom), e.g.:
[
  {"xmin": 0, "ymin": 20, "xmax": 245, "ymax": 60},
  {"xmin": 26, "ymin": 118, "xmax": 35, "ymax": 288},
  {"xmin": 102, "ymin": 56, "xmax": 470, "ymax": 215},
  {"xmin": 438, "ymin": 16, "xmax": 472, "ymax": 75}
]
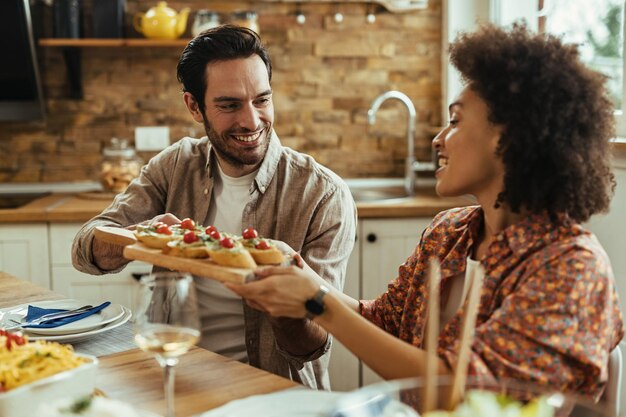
[
  {"xmin": 366, "ymin": 233, "xmax": 377, "ymax": 243},
  {"xmin": 131, "ymin": 272, "xmax": 149, "ymax": 282}
]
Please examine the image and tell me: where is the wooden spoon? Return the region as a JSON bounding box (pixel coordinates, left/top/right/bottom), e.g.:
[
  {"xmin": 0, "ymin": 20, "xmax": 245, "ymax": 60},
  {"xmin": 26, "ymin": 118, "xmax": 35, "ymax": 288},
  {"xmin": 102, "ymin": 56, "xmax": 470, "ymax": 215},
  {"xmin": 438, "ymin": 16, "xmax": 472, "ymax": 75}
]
[
  {"xmin": 424, "ymin": 257, "xmax": 441, "ymax": 413},
  {"xmin": 447, "ymin": 263, "xmax": 485, "ymax": 409}
]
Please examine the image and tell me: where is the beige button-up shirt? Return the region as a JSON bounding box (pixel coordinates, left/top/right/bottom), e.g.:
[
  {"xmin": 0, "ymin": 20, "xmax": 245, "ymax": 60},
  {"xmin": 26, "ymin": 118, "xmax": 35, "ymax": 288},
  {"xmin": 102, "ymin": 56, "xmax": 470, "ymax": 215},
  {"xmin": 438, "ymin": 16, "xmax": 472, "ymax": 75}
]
[{"xmin": 72, "ymin": 132, "xmax": 357, "ymax": 389}]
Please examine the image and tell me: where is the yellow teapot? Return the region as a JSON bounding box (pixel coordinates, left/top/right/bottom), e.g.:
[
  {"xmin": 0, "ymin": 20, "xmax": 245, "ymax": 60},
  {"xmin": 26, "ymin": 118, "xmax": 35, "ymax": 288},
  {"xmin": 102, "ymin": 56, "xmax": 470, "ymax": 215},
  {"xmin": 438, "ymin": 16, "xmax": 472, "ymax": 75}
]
[{"xmin": 133, "ymin": 2, "xmax": 190, "ymax": 40}]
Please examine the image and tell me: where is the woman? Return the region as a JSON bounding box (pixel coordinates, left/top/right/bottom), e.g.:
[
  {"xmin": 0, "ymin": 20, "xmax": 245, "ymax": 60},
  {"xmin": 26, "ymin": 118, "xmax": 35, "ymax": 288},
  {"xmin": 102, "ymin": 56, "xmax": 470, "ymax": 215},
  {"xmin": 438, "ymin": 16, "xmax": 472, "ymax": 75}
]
[{"xmin": 226, "ymin": 23, "xmax": 624, "ymax": 399}]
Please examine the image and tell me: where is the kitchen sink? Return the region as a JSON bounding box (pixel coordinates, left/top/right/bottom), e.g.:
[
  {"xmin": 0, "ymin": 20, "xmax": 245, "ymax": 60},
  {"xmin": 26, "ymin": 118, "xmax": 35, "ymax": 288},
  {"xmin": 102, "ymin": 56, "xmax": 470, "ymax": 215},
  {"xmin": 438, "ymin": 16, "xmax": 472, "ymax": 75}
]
[
  {"xmin": 345, "ymin": 177, "xmax": 438, "ymax": 203},
  {"xmin": 345, "ymin": 178, "xmax": 413, "ymax": 203},
  {"xmin": 0, "ymin": 192, "xmax": 50, "ymax": 209}
]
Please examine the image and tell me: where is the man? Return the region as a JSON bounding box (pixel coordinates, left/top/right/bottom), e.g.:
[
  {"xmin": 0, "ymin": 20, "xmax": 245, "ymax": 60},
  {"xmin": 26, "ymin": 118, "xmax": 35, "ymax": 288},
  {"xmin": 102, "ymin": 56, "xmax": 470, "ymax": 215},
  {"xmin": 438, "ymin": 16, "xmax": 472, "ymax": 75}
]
[{"xmin": 72, "ymin": 25, "xmax": 357, "ymax": 390}]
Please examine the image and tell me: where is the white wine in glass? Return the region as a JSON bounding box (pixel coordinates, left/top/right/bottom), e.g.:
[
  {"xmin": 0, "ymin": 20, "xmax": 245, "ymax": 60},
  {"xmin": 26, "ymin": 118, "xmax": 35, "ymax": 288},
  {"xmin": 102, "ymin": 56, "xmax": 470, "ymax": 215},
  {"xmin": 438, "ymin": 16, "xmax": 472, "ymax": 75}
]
[{"xmin": 134, "ymin": 272, "xmax": 200, "ymax": 417}]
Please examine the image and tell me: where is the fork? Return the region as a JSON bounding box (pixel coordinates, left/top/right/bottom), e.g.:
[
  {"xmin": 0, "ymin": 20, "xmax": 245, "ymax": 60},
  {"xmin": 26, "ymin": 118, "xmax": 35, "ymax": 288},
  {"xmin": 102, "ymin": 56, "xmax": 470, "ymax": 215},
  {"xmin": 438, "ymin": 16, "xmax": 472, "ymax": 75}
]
[{"xmin": 4, "ymin": 304, "xmax": 94, "ymax": 330}]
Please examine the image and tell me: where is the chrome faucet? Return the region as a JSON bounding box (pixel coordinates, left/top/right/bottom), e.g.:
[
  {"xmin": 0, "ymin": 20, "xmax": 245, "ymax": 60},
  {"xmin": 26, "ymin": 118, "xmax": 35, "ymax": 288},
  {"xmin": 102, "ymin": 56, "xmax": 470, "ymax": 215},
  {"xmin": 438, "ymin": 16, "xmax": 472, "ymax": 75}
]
[{"xmin": 368, "ymin": 90, "xmax": 434, "ymax": 197}]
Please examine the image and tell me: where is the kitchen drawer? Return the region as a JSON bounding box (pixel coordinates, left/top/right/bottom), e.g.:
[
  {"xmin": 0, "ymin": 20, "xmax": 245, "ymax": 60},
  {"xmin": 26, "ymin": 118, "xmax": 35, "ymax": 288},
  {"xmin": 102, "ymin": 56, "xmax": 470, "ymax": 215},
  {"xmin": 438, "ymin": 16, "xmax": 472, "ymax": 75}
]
[{"xmin": 49, "ymin": 222, "xmax": 87, "ymax": 265}]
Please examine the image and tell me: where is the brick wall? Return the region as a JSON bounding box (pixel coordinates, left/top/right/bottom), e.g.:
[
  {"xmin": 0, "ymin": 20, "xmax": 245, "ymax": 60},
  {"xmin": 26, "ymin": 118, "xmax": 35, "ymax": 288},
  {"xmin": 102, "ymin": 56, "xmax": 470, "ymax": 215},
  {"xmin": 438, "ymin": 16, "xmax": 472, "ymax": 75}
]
[{"xmin": 0, "ymin": 0, "xmax": 442, "ymax": 183}]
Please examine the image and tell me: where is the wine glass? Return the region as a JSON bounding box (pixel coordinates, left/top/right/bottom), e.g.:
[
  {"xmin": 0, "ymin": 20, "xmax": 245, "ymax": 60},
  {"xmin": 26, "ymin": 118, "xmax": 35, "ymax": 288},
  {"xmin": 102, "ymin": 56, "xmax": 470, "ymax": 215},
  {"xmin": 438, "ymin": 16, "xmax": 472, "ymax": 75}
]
[{"xmin": 133, "ymin": 272, "xmax": 200, "ymax": 417}]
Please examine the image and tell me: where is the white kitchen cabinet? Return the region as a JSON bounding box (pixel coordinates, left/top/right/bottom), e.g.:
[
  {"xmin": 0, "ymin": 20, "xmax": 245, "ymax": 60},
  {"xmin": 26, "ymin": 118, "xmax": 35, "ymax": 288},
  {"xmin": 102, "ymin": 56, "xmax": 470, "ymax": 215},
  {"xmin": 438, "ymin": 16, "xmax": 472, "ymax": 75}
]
[
  {"xmin": 328, "ymin": 233, "xmax": 360, "ymax": 391},
  {"xmin": 0, "ymin": 223, "xmax": 50, "ymax": 288},
  {"xmin": 328, "ymin": 218, "xmax": 432, "ymax": 391},
  {"xmin": 360, "ymin": 218, "xmax": 432, "ymax": 386},
  {"xmin": 49, "ymin": 223, "xmax": 151, "ymax": 310}
]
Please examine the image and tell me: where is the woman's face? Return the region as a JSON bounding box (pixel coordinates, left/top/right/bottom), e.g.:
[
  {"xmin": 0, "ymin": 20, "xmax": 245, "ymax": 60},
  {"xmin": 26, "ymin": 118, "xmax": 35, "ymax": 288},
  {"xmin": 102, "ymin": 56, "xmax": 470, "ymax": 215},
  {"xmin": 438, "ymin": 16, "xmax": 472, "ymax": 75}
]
[{"xmin": 432, "ymin": 86, "xmax": 505, "ymax": 203}]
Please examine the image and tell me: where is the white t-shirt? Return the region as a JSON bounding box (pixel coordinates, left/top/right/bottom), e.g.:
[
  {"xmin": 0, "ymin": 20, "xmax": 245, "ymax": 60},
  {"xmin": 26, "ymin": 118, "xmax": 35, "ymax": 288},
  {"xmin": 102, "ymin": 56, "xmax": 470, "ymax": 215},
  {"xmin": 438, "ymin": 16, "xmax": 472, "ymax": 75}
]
[
  {"xmin": 439, "ymin": 257, "xmax": 484, "ymax": 332},
  {"xmin": 195, "ymin": 163, "xmax": 257, "ymax": 363}
]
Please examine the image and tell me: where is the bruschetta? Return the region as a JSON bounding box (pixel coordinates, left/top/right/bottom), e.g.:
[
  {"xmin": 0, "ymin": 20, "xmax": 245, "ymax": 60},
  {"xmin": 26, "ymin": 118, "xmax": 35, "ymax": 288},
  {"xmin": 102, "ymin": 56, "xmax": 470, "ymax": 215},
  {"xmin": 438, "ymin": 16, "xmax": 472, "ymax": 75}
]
[
  {"xmin": 239, "ymin": 228, "xmax": 286, "ymax": 265},
  {"xmin": 207, "ymin": 236, "xmax": 257, "ymax": 269},
  {"xmin": 134, "ymin": 222, "xmax": 182, "ymax": 249}
]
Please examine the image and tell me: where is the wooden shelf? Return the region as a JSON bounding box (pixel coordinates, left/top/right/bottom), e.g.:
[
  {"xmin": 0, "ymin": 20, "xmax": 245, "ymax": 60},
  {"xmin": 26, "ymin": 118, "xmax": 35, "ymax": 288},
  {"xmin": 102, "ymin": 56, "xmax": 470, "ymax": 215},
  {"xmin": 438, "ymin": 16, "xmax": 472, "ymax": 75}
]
[
  {"xmin": 39, "ymin": 38, "xmax": 190, "ymax": 47},
  {"xmin": 260, "ymin": 0, "xmax": 428, "ymax": 12}
]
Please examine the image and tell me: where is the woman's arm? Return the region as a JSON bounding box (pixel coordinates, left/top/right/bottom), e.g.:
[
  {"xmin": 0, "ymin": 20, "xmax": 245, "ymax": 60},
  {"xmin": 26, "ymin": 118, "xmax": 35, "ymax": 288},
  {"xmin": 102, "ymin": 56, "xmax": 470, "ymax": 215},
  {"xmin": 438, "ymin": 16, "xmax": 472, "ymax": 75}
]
[
  {"xmin": 320, "ymin": 291, "xmax": 451, "ymax": 380},
  {"xmin": 225, "ymin": 265, "xmax": 451, "ymax": 380}
]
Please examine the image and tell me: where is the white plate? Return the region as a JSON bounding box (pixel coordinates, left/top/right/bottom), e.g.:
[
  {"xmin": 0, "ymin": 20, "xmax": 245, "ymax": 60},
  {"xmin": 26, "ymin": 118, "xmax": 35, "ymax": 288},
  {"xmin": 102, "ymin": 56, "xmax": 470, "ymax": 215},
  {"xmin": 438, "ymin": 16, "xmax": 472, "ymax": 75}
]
[
  {"xmin": 197, "ymin": 389, "xmax": 346, "ymax": 417},
  {"xmin": 26, "ymin": 307, "xmax": 131, "ymax": 343},
  {"xmin": 0, "ymin": 299, "xmax": 125, "ymax": 335}
]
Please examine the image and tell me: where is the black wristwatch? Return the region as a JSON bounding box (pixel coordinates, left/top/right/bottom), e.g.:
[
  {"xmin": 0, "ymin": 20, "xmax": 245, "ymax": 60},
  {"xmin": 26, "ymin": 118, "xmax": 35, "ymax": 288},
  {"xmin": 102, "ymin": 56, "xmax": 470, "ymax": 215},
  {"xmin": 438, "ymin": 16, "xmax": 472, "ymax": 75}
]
[{"xmin": 304, "ymin": 284, "xmax": 330, "ymax": 320}]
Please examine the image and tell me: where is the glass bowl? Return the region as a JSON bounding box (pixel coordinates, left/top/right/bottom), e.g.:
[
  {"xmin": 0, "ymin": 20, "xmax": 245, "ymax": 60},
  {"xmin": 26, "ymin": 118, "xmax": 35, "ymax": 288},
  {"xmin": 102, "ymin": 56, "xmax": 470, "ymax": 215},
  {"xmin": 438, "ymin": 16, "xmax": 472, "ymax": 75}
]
[{"xmin": 329, "ymin": 376, "xmax": 617, "ymax": 417}]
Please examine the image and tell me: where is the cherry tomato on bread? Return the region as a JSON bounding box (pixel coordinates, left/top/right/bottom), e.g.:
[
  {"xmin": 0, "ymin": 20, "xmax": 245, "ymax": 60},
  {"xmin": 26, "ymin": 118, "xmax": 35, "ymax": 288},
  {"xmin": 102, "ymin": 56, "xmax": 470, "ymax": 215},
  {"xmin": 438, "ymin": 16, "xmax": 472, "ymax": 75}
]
[
  {"xmin": 242, "ymin": 228, "xmax": 259, "ymax": 240},
  {"xmin": 220, "ymin": 237, "xmax": 235, "ymax": 249},
  {"xmin": 180, "ymin": 218, "xmax": 196, "ymax": 230},
  {"xmin": 255, "ymin": 240, "xmax": 271, "ymax": 250},
  {"xmin": 208, "ymin": 229, "xmax": 221, "ymax": 240},
  {"xmin": 183, "ymin": 230, "xmax": 199, "ymax": 243},
  {"xmin": 156, "ymin": 224, "xmax": 173, "ymax": 235},
  {"xmin": 205, "ymin": 225, "xmax": 218, "ymax": 235}
]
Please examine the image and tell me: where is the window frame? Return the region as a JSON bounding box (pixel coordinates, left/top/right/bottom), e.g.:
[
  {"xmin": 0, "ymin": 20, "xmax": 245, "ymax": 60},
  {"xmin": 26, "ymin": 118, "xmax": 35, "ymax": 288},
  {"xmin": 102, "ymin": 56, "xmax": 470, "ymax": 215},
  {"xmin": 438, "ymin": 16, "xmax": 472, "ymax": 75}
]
[{"xmin": 444, "ymin": 0, "xmax": 626, "ymax": 137}]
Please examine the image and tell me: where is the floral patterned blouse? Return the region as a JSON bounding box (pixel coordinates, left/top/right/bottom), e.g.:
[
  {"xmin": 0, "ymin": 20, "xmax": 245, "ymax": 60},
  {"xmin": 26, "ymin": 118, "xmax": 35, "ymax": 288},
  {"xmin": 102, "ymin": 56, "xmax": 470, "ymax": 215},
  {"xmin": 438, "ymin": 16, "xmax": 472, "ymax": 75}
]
[{"xmin": 360, "ymin": 206, "xmax": 624, "ymax": 399}]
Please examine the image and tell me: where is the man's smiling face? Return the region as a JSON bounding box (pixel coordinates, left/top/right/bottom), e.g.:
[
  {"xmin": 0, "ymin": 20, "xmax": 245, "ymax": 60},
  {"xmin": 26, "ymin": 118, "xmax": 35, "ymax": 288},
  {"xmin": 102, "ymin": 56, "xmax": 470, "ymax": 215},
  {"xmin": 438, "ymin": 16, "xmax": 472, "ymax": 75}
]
[{"xmin": 198, "ymin": 55, "xmax": 274, "ymax": 177}]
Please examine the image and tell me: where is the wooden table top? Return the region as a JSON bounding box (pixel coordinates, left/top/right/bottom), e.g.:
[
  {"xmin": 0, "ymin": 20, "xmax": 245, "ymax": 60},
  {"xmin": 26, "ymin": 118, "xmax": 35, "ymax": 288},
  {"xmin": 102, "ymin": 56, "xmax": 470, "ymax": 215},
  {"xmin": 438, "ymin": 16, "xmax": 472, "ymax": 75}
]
[
  {"xmin": 0, "ymin": 272, "xmax": 62, "ymax": 307},
  {"xmin": 0, "ymin": 273, "xmax": 300, "ymax": 416},
  {"xmin": 98, "ymin": 348, "xmax": 299, "ymax": 417}
]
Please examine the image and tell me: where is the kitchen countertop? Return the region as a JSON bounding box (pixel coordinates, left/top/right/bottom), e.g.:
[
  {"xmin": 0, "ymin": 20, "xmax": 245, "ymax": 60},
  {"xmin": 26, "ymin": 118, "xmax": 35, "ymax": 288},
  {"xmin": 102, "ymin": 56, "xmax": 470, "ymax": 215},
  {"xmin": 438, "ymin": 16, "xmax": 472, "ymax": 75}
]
[{"xmin": 0, "ymin": 190, "xmax": 472, "ymax": 223}]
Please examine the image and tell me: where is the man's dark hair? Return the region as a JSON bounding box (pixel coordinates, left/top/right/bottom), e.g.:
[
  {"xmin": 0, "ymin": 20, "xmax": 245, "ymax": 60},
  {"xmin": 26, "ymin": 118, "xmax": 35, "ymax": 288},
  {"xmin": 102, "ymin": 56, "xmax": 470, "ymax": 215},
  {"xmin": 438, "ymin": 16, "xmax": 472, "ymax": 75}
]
[
  {"xmin": 176, "ymin": 24, "xmax": 272, "ymax": 112},
  {"xmin": 449, "ymin": 22, "xmax": 615, "ymax": 222}
]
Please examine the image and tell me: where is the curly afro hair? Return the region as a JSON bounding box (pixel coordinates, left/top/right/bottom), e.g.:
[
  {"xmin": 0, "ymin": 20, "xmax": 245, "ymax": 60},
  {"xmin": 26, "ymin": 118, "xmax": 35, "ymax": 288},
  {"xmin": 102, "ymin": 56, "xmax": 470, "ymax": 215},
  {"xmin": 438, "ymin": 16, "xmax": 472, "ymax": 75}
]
[{"xmin": 449, "ymin": 22, "xmax": 615, "ymax": 223}]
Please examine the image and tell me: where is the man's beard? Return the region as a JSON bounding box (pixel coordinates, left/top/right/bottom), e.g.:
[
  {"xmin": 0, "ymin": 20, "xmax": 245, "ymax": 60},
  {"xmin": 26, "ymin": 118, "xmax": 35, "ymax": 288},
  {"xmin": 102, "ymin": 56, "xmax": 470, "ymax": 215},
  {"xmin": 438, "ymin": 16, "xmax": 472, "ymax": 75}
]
[{"xmin": 202, "ymin": 115, "xmax": 270, "ymax": 170}]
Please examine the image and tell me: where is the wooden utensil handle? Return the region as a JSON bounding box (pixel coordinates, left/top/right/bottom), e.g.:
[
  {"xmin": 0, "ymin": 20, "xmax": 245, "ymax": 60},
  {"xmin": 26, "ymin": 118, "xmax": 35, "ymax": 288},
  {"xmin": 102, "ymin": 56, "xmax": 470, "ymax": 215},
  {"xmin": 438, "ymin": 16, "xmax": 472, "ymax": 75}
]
[
  {"xmin": 424, "ymin": 257, "xmax": 441, "ymax": 413},
  {"xmin": 448, "ymin": 265, "xmax": 484, "ymax": 409}
]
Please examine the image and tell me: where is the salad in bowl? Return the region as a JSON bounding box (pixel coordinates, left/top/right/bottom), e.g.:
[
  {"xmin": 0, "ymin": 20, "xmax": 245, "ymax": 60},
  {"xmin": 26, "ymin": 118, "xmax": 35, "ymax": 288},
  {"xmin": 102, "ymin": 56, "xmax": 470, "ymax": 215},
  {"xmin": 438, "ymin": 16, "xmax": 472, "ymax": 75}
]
[{"xmin": 329, "ymin": 376, "xmax": 613, "ymax": 417}]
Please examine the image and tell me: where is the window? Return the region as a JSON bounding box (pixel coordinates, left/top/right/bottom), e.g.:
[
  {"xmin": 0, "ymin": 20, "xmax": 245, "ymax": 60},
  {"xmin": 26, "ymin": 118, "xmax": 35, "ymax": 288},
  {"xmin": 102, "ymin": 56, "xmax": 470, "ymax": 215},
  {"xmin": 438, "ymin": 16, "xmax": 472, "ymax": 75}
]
[{"xmin": 445, "ymin": 0, "xmax": 626, "ymax": 136}]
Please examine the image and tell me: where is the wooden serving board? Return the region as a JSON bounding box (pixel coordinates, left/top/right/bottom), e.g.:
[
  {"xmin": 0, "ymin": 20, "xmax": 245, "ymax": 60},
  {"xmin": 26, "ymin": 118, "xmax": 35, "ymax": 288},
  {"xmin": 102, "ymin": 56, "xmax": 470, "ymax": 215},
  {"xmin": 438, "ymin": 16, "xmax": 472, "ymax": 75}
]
[{"xmin": 94, "ymin": 226, "xmax": 252, "ymax": 284}]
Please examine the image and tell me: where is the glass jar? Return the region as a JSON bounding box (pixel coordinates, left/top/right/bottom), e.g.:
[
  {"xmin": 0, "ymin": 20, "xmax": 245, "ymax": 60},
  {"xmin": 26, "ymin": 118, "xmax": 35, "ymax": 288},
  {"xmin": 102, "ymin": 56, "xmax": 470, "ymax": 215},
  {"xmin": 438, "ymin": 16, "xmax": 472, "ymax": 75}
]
[
  {"xmin": 99, "ymin": 138, "xmax": 143, "ymax": 193},
  {"xmin": 230, "ymin": 10, "xmax": 259, "ymax": 34},
  {"xmin": 191, "ymin": 10, "xmax": 220, "ymax": 37}
]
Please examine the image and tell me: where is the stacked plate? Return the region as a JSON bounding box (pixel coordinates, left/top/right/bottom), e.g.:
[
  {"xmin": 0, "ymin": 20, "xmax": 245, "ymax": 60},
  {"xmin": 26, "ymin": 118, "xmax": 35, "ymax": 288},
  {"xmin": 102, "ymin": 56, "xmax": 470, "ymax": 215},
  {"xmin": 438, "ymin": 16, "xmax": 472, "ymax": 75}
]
[{"xmin": 0, "ymin": 299, "xmax": 131, "ymax": 342}]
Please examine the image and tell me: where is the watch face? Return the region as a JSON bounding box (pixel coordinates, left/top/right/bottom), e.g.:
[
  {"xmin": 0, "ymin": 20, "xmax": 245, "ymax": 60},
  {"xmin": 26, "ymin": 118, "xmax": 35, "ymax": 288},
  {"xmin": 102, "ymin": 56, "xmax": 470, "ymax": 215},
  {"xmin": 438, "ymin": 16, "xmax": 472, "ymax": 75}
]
[{"xmin": 305, "ymin": 299, "xmax": 324, "ymax": 316}]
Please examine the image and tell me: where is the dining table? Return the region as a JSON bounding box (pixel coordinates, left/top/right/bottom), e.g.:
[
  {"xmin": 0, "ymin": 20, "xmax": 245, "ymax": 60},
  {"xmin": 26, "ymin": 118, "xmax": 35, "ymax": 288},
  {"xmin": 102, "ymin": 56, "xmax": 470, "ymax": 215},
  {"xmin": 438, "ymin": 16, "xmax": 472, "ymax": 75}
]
[{"xmin": 0, "ymin": 272, "xmax": 301, "ymax": 417}]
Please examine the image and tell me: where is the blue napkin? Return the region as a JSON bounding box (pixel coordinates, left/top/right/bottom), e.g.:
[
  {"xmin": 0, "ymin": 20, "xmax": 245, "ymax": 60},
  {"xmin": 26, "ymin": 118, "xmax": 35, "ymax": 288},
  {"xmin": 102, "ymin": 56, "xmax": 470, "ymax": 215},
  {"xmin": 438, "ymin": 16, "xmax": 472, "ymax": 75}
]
[{"xmin": 23, "ymin": 301, "xmax": 111, "ymax": 328}]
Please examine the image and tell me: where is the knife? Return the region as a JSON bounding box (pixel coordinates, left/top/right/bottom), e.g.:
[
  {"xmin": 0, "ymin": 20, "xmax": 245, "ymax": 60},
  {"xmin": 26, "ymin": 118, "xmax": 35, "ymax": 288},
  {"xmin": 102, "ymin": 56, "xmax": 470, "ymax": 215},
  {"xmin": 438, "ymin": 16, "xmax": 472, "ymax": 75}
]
[{"xmin": 4, "ymin": 304, "xmax": 96, "ymax": 330}]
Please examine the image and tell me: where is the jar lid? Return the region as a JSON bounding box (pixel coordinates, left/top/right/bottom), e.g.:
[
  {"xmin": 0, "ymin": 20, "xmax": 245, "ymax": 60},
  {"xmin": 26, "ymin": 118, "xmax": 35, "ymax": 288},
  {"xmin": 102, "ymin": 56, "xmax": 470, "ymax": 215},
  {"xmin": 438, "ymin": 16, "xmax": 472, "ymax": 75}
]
[
  {"xmin": 103, "ymin": 138, "xmax": 137, "ymax": 158},
  {"xmin": 231, "ymin": 10, "xmax": 257, "ymax": 20}
]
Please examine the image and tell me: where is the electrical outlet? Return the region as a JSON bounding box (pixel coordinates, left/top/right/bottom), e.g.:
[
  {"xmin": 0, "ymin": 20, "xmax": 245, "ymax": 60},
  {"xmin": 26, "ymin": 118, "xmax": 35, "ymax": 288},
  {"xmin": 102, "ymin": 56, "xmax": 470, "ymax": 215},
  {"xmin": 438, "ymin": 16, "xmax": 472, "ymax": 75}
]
[{"xmin": 135, "ymin": 126, "xmax": 170, "ymax": 151}]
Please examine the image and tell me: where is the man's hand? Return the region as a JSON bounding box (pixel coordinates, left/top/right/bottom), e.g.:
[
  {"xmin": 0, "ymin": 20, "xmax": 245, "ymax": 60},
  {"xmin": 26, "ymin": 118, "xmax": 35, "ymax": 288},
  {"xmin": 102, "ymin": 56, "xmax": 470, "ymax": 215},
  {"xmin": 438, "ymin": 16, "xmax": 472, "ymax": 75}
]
[
  {"xmin": 92, "ymin": 213, "xmax": 182, "ymax": 271},
  {"xmin": 145, "ymin": 213, "xmax": 182, "ymax": 227}
]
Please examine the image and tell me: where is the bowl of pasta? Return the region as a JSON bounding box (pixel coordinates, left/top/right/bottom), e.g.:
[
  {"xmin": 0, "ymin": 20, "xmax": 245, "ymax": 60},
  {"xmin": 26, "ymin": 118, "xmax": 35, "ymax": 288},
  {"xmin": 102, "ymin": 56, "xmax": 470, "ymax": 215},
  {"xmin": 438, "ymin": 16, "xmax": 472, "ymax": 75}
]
[{"xmin": 0, "ymin": 330, "xmax": 98, "ymax": 417}]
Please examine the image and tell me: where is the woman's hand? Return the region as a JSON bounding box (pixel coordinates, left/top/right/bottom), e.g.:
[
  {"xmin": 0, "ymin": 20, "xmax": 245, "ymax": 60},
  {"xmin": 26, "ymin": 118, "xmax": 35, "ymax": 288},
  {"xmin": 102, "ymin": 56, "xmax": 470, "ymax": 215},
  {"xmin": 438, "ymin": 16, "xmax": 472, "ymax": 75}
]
[{"xmin": 224, "ymin": 265, "xmax": 322, "ymax": 318}]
